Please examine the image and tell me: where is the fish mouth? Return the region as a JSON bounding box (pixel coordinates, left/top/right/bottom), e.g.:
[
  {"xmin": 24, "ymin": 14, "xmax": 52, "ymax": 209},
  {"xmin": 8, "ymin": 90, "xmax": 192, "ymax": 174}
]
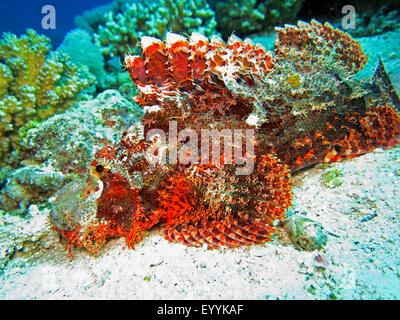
[{"xmin": 50, "ymin": 175, "xmax": 103, "ymax": 233}]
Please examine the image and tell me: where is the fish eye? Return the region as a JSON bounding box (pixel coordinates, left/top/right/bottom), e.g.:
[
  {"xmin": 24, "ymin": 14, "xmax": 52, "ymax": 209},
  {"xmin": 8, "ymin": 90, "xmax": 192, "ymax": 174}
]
[{"xmin": 95, "ymin": 164, "xmax": 104, "ymax": 173}]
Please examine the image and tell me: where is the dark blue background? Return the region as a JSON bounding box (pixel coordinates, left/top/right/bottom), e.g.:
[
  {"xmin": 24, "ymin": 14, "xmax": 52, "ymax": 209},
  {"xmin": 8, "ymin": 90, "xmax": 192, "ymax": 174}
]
[{"xmin": 0, "ymin": 0, "xmax": 112, "ymax": 45}]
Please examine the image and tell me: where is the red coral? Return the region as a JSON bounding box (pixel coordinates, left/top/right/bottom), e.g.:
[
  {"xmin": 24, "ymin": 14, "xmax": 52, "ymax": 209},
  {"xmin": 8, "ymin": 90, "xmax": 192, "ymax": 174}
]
[{"xmin": 51, "ymin": 20, "xmax": 400, "ymax": 256}]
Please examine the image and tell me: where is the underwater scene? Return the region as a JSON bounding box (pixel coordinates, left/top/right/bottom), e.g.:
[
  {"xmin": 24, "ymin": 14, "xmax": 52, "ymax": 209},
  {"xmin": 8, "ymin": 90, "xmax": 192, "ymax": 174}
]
[{"xmin": 0, "ymin": 0, "xmax": 399, "ymax": 301}]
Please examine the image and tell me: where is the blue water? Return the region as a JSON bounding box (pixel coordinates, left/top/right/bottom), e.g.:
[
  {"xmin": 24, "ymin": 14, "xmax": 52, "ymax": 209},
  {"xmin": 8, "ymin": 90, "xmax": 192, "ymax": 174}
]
[{"xmin": 0, "ymin": 0, "xmax": 112, "ymax": 46}]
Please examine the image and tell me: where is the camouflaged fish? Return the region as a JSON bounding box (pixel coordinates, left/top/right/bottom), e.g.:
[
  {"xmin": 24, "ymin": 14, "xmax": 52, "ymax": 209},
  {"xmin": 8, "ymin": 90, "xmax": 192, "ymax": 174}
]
[{"xmin": 50, "ymin": 20, "xmax": 400, "ymax": 256}]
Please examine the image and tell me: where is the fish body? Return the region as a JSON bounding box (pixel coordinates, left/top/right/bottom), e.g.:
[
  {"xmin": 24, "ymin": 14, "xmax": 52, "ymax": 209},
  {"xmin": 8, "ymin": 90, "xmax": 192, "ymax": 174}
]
[{"xmin": 51, "ymin": 20, "xmax": 400, "ymax": 255}]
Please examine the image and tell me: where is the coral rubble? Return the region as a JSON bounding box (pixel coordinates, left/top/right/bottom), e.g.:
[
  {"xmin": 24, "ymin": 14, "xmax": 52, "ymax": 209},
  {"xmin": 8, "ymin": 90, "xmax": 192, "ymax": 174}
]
[{"xmin": 50, "ymin": 20, "xmax": 400, "ymax": 256}]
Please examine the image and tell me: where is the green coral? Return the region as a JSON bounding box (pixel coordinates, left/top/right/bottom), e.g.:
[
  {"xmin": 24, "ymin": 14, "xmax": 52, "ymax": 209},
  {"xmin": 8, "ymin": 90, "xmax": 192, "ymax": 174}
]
[
  {"xmin": 57, "ymin": 28, "xmax": 112, "ymax": 90},
  {"xmin": 215, "ymin": 0, "xmax": 266, "ymax": 38},
  {"xmin": 348, "ymin": 6, "xmax": 400, "ymax": 37},
  {"xmin": 74, "ymin": 0, "xmax": 133, "ymax": 33},
  {"xmin": 158, "ymin": 0, "xmax": 217, "ymax": 37},
  {"xmin": 0, "ymin": 29, "xmax": 96, "ymax": 165},
  {"xmin": 93, "ymin": 0, "xmax": 217, "ymax": 59},
  {"xmin": 215, "ymin": 0, "xmax": 305, "ymax": 38}
]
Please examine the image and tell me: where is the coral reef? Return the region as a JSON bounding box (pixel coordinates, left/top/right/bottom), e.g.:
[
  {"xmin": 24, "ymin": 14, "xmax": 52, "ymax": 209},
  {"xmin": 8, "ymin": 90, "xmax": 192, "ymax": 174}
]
[
  {"xmin": 0, "ymin": 90, "xmax": 143, "ymax": 217},
  {"xmin": 74, "ymin": 0, "xmax": 136, "ymax": 33},
  {"xmin": 215, "ymin": 0, "xmax": 266, "ymax": 38},
  {"xmin": 349, "ymin": 6, "xmax": 400, "ymax": 37},
  {"xmin": 93, "ymin": 0, "xmax": 217, "ymax": 59},
  {"xmin": 74, "ymin": 1, "xmax": 122, "ymax": 33},
  {"xmin": 13, "ymin": 90, "xmax": 143, "ymax": 173},
  {"xmin": 50, "ymin": 20, "xmax": 400, "ymax": 256},
  {"xmin": 214, "ymin": 0, "xmax": 305, "ymax": 38},
  {"xmin": 0, "ymin": 29, "xmax": 96, "ymax": 166},
  {"xmin": 57, "ymin": 28, "xmax": 111, "ymax": 90},
  {"xmin": 57, "ymin": 28, "xmax": 142, "ymax": 102},
  {"xmin": 299, "ymin": 0, "xmax": 400, "ymax": 38}
]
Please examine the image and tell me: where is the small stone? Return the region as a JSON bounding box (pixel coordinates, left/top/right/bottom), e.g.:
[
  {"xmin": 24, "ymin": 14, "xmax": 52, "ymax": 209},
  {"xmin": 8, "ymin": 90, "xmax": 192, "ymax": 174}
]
[{"xmin": 313, "ymin": 253, "xmax": 330, "ymax": 269}]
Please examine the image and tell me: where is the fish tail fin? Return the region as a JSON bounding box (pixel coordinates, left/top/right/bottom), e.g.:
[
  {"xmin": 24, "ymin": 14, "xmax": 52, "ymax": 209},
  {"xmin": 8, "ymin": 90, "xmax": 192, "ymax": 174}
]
[{"xmin": 371, "ymin": 57, "xmax": 400, "ymax": 110}]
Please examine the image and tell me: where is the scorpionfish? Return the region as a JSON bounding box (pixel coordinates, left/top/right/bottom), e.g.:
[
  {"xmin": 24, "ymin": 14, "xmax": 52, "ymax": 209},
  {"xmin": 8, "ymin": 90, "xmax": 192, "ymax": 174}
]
[{"xmin": 50, "ymin": 20, "xmax": 400, "ymax": 256}]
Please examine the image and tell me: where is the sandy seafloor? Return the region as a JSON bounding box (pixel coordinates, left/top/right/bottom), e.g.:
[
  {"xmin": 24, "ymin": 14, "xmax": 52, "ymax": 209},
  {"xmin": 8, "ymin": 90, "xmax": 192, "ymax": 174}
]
[{"xmin": 0, "ymin": 28, "xmax": 400, "ymax": 300}]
